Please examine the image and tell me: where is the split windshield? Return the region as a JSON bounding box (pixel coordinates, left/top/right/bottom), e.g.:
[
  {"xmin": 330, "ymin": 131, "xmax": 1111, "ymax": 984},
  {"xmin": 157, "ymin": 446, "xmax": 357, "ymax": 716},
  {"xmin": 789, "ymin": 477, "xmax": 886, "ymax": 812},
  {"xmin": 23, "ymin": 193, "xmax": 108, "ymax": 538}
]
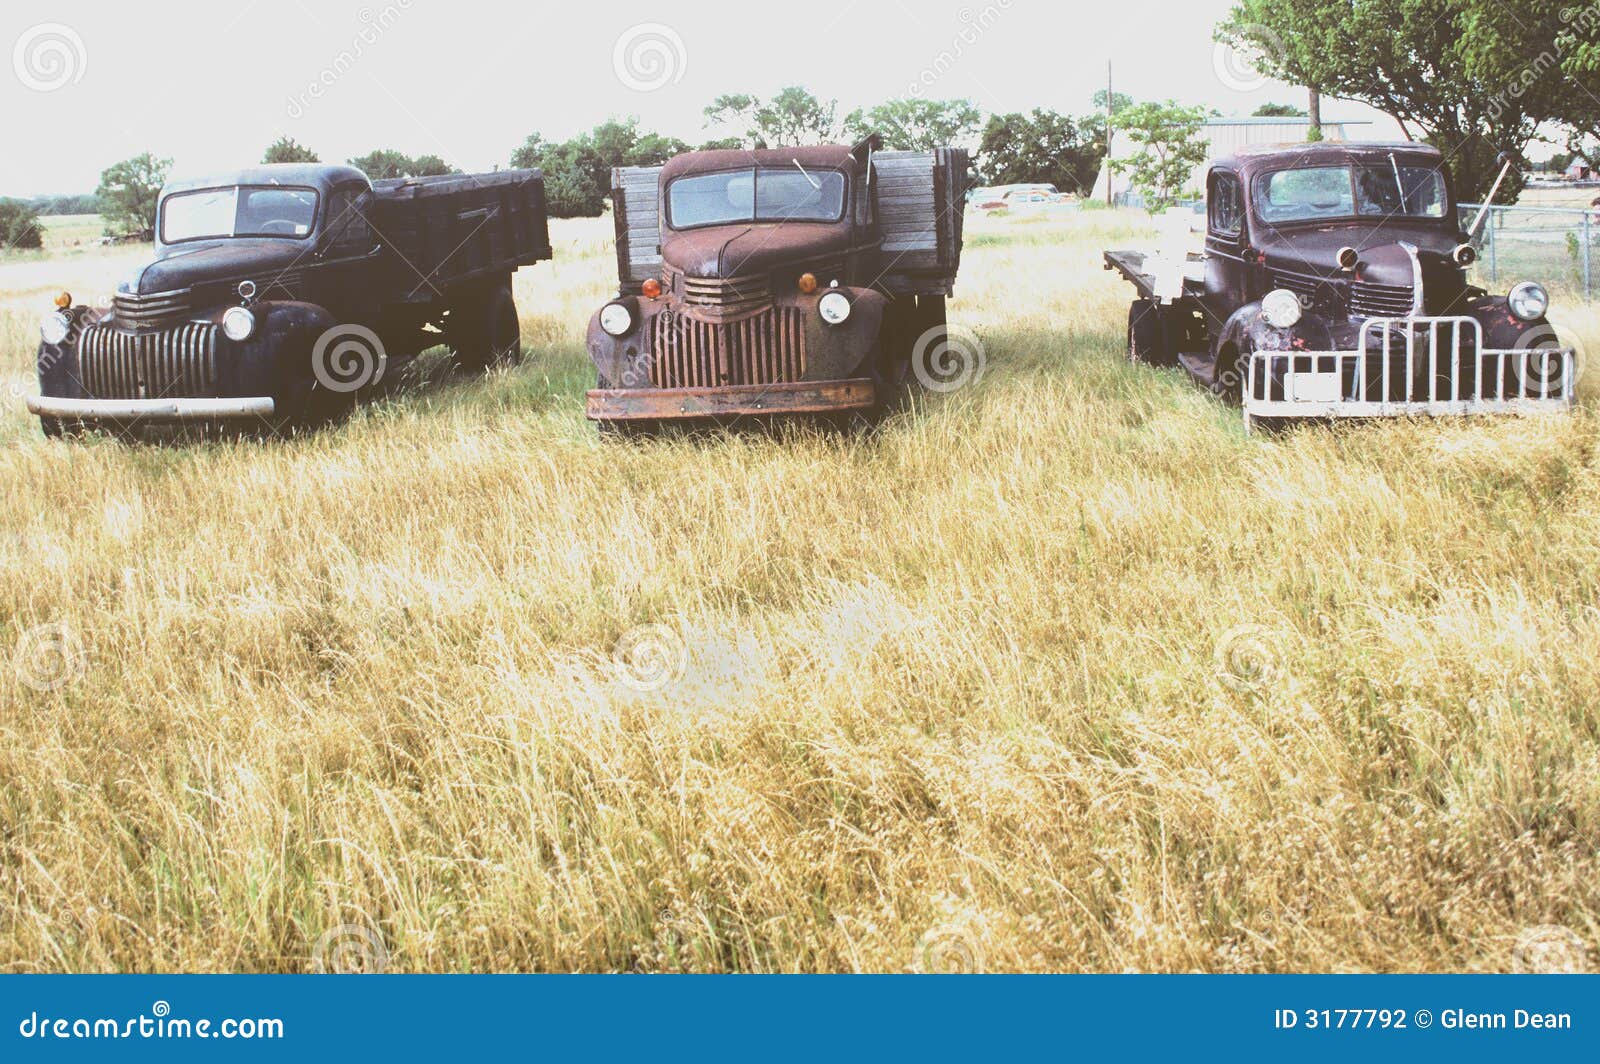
[
  {"xmin": 1252, "ymin": 164, "xmax": 1447, "ymax": 225},
  {"xmin": 160, "ymin": 185, "xmax": 320, "ymax": 243},
  {"xmin": 667, "ymin": 167, "xmax": 848, "ymax": 229}
]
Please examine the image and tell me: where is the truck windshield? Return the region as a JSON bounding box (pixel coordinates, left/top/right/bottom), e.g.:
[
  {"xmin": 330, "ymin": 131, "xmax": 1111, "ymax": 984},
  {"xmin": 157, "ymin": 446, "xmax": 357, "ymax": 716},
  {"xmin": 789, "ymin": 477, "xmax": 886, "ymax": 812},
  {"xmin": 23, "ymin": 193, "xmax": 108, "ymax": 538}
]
[
  {"xmin": 667, "ymin": 168, "xmax": 847, "ymax": 229},
  {"xmin": 160, "ymin": 186, "xmax": 320, "ymax": 243},
  {"xmin": 1253, "ymin": 165, "xmax": 1447, "ymax": 224}
]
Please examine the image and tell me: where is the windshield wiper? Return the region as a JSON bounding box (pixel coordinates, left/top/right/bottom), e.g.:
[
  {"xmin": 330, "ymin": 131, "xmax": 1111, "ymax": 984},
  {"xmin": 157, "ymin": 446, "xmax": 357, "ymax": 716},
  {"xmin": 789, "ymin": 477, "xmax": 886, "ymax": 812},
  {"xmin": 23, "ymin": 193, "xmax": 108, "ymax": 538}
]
[
  {"xmin": 793, "ymin": 159, "xmax": 820, "ymax": 191},
  {"xmin": 1389, "ymin": 153, "xmax": 1409, "ymax": 213}
]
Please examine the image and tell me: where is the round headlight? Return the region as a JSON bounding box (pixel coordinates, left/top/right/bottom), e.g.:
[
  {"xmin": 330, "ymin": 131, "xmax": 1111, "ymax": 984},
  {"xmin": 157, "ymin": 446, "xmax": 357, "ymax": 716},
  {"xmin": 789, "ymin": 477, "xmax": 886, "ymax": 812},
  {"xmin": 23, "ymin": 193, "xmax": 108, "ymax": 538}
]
[
  {"xmin": 222, "ymin": 306, "xmax": 256, "ymax": 342},
  {"xmin": 1508, "ymin": 281, "xmax": 1549, "ymax": 322},
  {"xmin": 599, "ymin": 303, "xmax": 634, "ymax": 337},
  {"xmin": 1261, "ymin": 288, "xmax": 1303, "ymax": 330},
  {"xmin": 818, "ymin": 291, "xmax": 852, "ymax": 326},
  {"xmin": 40, "ymin": 311, "xmax": 70, "ymax": 346}
]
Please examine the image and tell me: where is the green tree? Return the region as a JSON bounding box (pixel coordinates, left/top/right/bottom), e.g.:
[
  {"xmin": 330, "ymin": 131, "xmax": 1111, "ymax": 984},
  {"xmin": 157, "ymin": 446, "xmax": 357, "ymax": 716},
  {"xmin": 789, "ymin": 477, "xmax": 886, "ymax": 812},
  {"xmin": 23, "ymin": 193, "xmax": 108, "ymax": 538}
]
[
  {"xmin": 1217, "ymin": 0, "xmax": 1545, "ymax": 200},
  {"xmin": 704, "ymin": 86, "xmax": 839, "ymax": 147},
  {"xmin": 97, "ymin": 153, "xmax": 171, "ymax": 240},
  {"xmin": 1252, "ymin": 102, "xmax": 1308, "ymax": 117},
  {"xmin": 0, "ymin": 199, "xmax": 45, "ymax": 250},
  {"xmin": 1111, "ymin": 101, "xmax": 1210, "ymax": 212},
  {"xmin": 408, "ymin": 154, "xmax": 455, "ymax": 177},
  {"xmin": 842, "ymin": 98, "xmax": 981, "ymax": 151},
  {"xmin": 262, "ymin": 136, "xmax": 320, "ymax": 164},
  {"xmin": 510, "ymin": 118, "xmax": 689, "ymax": 218},
  {"xmin": 977, "ymin": 109, "xmax": 1105, "ymax": 195},
  {"xmin": 1457, "ymin": 0, "xmax": 1600, "ymax": 170}
]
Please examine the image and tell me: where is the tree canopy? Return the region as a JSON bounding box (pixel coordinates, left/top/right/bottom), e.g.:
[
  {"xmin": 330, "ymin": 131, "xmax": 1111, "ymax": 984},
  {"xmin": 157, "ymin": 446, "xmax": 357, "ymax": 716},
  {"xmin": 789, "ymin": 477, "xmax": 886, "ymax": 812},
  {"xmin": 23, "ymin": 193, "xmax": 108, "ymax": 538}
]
[{"xmin": 97, "ymin": 153, "xmax": 171, "ymax": 240}]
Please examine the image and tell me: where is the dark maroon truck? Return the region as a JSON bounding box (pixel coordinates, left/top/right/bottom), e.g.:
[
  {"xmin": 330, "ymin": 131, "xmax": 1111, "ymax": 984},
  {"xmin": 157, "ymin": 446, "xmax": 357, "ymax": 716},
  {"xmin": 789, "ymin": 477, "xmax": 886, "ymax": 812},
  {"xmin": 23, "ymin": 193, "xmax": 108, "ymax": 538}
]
[
  {"xmin": 585, "ymin": 141, "xmax": 967, "ymax": 428},
  {"xmin": 1106, "ymin": 142, "xmax": 1575, "ymax": 431}
]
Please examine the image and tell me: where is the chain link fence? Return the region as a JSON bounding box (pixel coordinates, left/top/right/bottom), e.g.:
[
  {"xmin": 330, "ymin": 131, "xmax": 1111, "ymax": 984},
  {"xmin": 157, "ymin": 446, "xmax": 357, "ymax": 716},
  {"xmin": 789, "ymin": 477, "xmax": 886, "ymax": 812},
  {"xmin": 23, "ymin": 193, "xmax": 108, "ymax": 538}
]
[{"xmin": 1458, "ymin": 202, "xmax": 1599, "ymax": 301}]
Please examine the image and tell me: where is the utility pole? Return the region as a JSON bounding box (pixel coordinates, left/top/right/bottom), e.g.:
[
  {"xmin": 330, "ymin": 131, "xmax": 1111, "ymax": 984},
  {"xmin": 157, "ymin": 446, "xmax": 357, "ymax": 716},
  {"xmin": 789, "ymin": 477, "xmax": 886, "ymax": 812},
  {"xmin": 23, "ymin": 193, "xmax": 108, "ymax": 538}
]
[{"xmin": 1106, "ymin": 60, "xmax": 1115, "ymax": 207}]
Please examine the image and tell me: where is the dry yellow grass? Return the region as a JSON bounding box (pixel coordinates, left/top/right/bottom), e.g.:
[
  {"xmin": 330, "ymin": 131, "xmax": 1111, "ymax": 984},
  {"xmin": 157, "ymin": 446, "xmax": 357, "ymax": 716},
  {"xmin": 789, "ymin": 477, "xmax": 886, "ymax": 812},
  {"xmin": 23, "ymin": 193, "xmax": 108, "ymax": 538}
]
[{"xmin": 1, "ymin": 210, "xmax": 1598, "ymax": 973}]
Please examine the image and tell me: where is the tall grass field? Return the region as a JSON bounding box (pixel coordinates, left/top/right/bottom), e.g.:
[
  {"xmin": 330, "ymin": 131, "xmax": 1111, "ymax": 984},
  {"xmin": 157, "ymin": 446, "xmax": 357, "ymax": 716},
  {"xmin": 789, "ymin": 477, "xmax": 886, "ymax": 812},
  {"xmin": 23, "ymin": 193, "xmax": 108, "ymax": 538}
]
[{"xmin": 1, "ymin": 209, "xmax": 1597, "ymax": 973}]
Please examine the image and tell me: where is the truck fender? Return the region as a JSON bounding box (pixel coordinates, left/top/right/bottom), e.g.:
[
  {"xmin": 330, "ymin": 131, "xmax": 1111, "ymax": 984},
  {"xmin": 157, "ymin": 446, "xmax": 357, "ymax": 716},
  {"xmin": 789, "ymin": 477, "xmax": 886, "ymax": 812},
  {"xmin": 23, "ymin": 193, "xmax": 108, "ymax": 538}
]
[{"xmin": 218, "ymin": 301, "xmax": 354, "ymax": 418}]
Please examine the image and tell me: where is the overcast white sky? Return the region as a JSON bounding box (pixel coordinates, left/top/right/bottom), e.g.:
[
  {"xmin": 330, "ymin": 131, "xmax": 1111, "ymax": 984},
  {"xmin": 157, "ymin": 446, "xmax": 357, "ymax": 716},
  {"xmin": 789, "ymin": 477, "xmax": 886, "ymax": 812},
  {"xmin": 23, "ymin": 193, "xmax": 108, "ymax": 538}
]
[{"xmin": 1, "ymin": 0, "xmax": 1409, "ymax": 196}]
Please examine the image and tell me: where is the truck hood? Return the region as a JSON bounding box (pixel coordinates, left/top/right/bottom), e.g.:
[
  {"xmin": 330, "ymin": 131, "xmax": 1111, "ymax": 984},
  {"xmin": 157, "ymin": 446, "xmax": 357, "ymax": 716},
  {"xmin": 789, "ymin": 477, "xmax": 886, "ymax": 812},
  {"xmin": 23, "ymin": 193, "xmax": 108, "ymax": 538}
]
[
  {"xmin": 123, "ymin": 239, "xmax": 310, "ymax": 296},
  {"xmin": 1257, "ymin": 223, "xmax": 1461, "ymax": 280},
  {"xmin": 662, "ymin": 223, "xmax": 854, "ymax": 279}
]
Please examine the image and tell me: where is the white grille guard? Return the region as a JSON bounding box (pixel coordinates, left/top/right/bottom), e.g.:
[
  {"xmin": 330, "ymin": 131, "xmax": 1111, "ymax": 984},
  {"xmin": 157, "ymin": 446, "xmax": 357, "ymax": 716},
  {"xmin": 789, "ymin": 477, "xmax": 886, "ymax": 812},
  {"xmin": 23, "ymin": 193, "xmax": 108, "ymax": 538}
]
[{"xmin": 1244, "ymin": 316, "xmax": 1576, "ymax": 420}]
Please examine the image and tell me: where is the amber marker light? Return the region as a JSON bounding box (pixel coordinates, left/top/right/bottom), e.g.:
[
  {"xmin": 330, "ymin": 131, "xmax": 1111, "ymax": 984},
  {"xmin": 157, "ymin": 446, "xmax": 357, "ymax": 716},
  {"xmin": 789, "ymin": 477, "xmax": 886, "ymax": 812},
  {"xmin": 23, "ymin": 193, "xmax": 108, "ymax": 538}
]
[
  {"xmin": 641, "ymin": 278, "xmax": 663, "ymax": 299},
  {"xmin": 54, "ymin": 292, "xmax": 73, "ymax": 309},
  {"xmin": 797, "ymin": 273, "xmax": 818, "ymax": 294}
]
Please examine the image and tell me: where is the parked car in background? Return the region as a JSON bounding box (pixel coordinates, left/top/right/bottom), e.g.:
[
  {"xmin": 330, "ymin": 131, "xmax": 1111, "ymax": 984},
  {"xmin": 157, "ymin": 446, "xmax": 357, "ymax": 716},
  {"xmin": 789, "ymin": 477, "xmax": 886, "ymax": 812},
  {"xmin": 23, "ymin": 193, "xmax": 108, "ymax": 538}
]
[
  {"xmin": 29, "ymin": 164, "xmax": 552, "ymax": 437},
  {"xmin": 1105, "ymin": 142, "xmax": 1575, "ymax": 431}
]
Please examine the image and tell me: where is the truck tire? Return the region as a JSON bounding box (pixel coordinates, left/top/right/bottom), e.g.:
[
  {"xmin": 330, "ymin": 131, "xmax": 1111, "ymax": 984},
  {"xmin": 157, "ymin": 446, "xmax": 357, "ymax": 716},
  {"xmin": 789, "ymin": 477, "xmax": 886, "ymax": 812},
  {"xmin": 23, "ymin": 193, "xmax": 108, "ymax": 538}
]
[
  {"xmin": 450, "ymin": 282, "xmax": 522, "ymax": 373},
  {"xmin": 1127, "ymin": 299, "xmax": 1169, "ymax": 365}
]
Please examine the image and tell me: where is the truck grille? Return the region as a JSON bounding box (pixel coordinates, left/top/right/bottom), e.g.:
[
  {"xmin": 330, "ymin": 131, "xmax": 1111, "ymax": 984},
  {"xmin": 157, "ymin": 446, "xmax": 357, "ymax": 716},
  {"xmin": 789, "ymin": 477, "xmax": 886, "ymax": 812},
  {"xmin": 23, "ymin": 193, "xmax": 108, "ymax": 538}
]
[
  {"xmin": 1269, "ymin": 269, "xmax": 1322, "ymax": 302},
  {"xmin": 679, "ymin": 274, "xmax": 771, "ymax": 313},
  {"xmin": 650, "ymin": 306, "xmax": 807, "ymax": 388},
  {"xmin": 78, "ymin": 323, "xmax": 220, "ymax": 400},
  {"xmin": 1350, "ymin": 281, "xmax": 1415, "ymax": 319},
  {"xmin": 113, "ymin": 288, "xmax": 195, "ymax": 331}
]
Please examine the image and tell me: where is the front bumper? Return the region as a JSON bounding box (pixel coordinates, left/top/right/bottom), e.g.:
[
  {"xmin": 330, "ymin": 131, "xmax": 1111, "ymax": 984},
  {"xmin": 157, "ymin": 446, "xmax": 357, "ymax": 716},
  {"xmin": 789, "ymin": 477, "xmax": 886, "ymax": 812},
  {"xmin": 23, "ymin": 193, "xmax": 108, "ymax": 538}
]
[
  {"xmin": 27, "ymin": 394, "xmax": 275, "ymax": 421},
  {"xmin": 586, "ymin": 378, "xmax": 877, "ymax": 422},
  {"xmin": 1245, "ymin": 315, "xmax": 1575, "ymax": 420}
]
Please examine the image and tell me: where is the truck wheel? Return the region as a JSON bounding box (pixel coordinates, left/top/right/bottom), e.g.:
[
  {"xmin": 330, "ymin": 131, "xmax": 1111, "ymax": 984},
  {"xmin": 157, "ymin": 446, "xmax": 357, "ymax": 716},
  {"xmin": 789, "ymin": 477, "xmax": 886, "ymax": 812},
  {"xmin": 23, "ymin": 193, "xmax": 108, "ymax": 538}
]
[
  {"xmin": 39, "ymin": 416, "xmax": 64, "ymax": 439},
  {"xmin": 1127, "ymin": 299, "xmax": 1169, "ymax": 365},
  {"xmin": 451, "ymin": 282, "xmax": 522, "ymax": 373}
]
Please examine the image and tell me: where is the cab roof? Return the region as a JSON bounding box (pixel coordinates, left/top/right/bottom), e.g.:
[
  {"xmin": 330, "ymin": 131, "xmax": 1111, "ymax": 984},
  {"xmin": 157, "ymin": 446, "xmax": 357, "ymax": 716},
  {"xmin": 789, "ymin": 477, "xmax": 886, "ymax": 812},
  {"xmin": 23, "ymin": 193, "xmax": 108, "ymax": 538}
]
[
  {"xmin": 162, "ymin": 164, "xmax": 371, "ymax": 197},
  {"xmin": 662, "ymin": 144, "xmax": 861, "ymax": 182},
  {"xmin": 1212, "ymin": 141, "xmax": 1444, "ymax": 177}
]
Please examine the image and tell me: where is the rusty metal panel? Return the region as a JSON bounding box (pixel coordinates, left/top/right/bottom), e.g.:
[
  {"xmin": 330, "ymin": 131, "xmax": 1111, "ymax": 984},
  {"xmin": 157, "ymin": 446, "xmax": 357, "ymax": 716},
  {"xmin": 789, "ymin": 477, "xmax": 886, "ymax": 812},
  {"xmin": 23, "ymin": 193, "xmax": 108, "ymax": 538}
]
[{"xmin": 649, "ymin": 307, "xmax": 808, "ymax": 389}]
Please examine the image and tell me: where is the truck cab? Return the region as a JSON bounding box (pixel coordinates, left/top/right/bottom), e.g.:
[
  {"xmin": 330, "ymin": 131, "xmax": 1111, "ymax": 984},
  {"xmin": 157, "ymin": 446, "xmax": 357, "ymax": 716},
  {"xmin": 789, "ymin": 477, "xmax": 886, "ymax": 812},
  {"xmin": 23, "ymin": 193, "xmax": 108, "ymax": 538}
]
[
  {"xmin": 1106, "ymin": 142, "xmax": 1574, "ymax": 428},
  {"xmin": 30, "ymin": 163, "xmax": 550, "ymax": 437},
  {"xmin": 586, "ymin": 142, "xmax": 967, "ymax": 427}
]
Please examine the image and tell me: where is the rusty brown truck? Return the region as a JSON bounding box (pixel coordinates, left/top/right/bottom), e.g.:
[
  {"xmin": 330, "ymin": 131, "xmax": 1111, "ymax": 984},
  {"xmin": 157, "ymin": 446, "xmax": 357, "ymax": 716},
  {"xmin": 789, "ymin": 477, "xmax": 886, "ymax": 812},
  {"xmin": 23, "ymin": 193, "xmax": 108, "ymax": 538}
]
[{"xmin": 584, "ymin": 140, "xmax": 967, "ymax": 428}]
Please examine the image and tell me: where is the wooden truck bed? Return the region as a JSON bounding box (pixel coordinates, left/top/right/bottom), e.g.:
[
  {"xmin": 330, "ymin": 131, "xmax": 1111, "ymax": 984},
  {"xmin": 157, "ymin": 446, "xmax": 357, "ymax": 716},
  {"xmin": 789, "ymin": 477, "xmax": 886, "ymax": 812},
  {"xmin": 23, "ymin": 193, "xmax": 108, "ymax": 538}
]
[{"xmin": 372, "ymin": 170, "xmax": 552, "ymax": 300}]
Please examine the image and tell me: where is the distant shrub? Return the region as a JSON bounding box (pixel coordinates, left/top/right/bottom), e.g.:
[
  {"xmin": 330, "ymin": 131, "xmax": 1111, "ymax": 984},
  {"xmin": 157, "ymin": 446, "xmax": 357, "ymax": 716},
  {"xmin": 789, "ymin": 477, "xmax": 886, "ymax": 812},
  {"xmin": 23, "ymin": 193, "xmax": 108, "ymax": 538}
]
[{"xmin": 0, "ymin": 199, "xmax": 44, "ymax": 250}]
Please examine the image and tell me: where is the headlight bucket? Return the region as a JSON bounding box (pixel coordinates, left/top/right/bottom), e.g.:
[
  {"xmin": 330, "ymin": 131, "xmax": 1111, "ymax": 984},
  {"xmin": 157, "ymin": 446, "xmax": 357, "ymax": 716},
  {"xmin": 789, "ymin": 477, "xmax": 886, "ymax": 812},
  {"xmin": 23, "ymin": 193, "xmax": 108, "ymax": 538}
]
[
  {"xmin": 1261, "ymin": 288, "xmax": 1303, "ymax": 330},
  {"xmin": 1508, "ymin": 281, "xmax": 1549, "ymax": 322},
  {"xmin": 818, "ymin": 291, "xmax": 852, "ymax": 326},
  {"xmin": 599, "ymin": 303, "xmax": 635, "ymax": 337},
  {"xmin": 222, "ymin": 306, "xmax": 256, "ymax": 342},
  {"xmin": 40, "ymin": 311, "xmax": 71, "ymax": 346}
]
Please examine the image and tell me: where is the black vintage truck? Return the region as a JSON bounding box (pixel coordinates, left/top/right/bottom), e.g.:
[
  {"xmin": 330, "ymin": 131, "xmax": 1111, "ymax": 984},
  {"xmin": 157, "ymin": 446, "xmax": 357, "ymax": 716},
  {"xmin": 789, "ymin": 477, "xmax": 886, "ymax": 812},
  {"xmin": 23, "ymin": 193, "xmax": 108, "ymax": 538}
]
[
  {"xmin": 1106, "ymin": 142, "xmax": 1575, "ymax": 431},
  {"xmin": 29, "ymin": 163, "xmax": 551, "ymax": 436},
  {"xmin": 585, "ymin": 140, "xmax": 967, "ymax": 428}
]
